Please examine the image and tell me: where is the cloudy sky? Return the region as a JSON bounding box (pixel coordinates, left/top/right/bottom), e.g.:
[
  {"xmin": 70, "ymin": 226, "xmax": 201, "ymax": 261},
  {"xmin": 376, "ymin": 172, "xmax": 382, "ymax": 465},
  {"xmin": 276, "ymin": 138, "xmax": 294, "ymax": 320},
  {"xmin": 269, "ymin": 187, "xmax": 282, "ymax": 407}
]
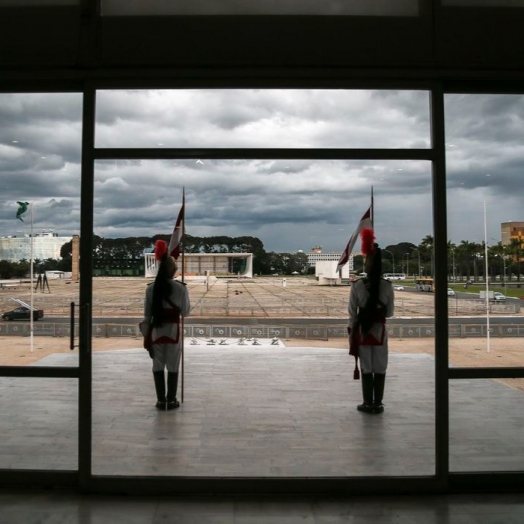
[{"xmin": 0, "ymin": 89, "xmax": 522, "ymax": 253}]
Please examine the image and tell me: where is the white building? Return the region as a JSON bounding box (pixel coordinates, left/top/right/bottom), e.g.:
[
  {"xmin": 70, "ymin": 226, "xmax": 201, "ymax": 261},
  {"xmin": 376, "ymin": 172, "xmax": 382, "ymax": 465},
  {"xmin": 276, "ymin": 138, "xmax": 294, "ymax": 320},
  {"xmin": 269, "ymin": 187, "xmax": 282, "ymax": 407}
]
[
  {"xmin": 307, "ymin": 246, "xmax": 355, "ymax": 271},
  {"xmin": 145, "ymin": 252, "xmax": 254, "ymax": 279},
  {"xmin": 0, "ymin": 230, "xmax": 72, "ymax": 262},
  {"xmin": 315, "ymin": 260, "xmax": 351, "ymax": 285}
]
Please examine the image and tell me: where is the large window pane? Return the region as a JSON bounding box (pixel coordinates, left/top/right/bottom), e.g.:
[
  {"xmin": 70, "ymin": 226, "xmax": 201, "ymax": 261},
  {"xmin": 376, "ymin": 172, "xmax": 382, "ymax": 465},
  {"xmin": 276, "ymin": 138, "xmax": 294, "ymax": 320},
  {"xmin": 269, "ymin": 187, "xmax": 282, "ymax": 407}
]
[
  {"xmin": 450, "ymin": 379, "xmax": 524, "ymax": 472},
  {"xmin": 0, "ymin": 93, "xmax": 82, "ymax": 367},
  {"xmin": 445, "ymin": 93, "xmax": 524, "ymax": 369},
  {"xmin": 0, "ymin": 376, "xmax": 77, "ymax": 470},
  {"xmin": 95, "ymin": 90, "xmax": 430, "ymax": 149},
  {"xmin": 91, "ymin": 157, "xmax": 435, "ymax": 477}
]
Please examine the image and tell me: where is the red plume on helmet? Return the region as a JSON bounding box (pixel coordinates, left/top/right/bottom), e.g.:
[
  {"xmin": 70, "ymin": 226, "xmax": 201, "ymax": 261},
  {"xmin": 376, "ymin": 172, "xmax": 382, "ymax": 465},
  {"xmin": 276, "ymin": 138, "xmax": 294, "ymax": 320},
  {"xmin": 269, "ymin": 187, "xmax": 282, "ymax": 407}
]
[
  {"xmin": 154, "ymin": 239, "xmax": 168, "ymax": 261},
  {"xmin": 360, "ymin": 228, "xmax": 375, "ymax": 257}
]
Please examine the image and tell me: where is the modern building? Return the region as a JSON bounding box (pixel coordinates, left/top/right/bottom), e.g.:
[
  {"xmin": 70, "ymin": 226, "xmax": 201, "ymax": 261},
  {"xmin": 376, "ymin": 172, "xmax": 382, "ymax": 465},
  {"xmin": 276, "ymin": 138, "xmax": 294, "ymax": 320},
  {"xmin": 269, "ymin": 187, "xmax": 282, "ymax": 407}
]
[
  {"xmin": 0, "ymin": 231, "xmax": 72, "ymax": 263},
  {"xmin": 501, "ymin": 221, "xmax": 524, "ymax": 247},
  {"xmin": 144, "ymin": 252, "xmax": 253, "ymax": 278},
  {"xmin": 307, "ymin": 246, "xmax": 355, "ymax": 271},
  {"xmin": 2, "ymin": 0, "xmax": 524, "ymax": 499}
]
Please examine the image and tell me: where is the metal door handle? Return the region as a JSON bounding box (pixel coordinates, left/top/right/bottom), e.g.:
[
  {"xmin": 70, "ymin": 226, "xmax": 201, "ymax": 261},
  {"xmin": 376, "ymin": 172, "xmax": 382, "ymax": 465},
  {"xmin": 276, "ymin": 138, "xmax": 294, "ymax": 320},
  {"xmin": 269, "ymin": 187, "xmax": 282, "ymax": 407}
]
[{"xmin": 70, "ymin": 301, "xmax": 76, "ymax": 350}]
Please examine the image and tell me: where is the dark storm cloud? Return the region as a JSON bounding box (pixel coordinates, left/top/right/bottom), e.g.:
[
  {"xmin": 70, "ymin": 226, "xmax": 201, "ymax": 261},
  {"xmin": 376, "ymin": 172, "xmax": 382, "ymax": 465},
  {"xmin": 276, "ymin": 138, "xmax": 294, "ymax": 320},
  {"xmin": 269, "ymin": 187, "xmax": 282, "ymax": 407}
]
[{"xmin": 2, "ymin": 90, "xmax": 524, "ymax": 251}]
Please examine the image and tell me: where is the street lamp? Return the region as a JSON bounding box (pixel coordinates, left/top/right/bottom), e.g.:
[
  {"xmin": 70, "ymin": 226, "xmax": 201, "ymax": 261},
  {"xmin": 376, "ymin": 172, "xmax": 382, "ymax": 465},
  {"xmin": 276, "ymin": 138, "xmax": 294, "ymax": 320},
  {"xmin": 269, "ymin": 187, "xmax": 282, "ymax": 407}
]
[
  {"xmin": 383, "ymin": 249, "xmax": 395, "ymax": 273},
  {"xmin": 411, "ymin": 247, "xmax": 421, "ymax": 277},
  {"xmin": 503, "ymin": 247, "xmax": 507, "ymax": 295},
  {"xmin": 404, "ymin": 253, "xmax": 410, "ymax": 276}
]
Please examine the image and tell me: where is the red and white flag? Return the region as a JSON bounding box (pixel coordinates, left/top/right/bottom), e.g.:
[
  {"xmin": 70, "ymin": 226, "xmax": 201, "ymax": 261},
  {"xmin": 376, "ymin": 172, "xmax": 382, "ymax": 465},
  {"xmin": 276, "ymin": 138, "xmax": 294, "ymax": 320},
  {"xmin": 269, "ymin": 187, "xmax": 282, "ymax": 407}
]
[
  {"xmin": 336, "ymin": 205, "xmax": 372, "ymax": 273},
  {"xmin": 168, "ymin": 196, "xmax": 185, "ymax": 260}
]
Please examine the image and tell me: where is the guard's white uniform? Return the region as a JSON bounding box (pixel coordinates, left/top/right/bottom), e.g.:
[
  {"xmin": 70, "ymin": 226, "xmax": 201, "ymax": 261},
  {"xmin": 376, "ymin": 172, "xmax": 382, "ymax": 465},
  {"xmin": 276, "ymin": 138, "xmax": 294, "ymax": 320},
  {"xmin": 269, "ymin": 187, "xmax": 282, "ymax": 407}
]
[
  {"xmin": 141, "ymin": 279, "xmax": 190, "ymax": 373},
  {"xmin": 348, "ymin": 278, "xmax": 394, "ymax": 374}
]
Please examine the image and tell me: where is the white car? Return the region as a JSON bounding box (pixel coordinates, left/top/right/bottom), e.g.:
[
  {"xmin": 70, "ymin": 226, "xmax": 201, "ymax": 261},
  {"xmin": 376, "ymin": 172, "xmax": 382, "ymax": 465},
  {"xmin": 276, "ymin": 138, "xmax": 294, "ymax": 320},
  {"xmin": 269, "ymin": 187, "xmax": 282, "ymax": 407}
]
[
  {"xmin": 447, "ymin": 288, "xmax": 455, "ymax": 296},
  {"xmin": 492, "ymin": 292, "xmax": 506, "ymax": 302},
  {"xmin": 394, "ymin": 285, "xmax": 404, "ymax": 291}
]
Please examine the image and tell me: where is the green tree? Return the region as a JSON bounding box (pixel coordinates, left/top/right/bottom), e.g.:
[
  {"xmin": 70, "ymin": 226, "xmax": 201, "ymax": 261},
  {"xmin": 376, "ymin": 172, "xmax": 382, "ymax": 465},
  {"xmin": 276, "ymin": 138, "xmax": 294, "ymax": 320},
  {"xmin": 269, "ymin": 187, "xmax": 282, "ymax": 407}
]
[
  {"xmin": 0, "ymin": 260, "xmax": 15, "ymax": 279},
  {"xmin": 456, "ymin": 240, "xmax": 481, "ymax": 281},
  {"xmin": 508, "ymin": 237, "xmax": 523, "ymax": 281}
]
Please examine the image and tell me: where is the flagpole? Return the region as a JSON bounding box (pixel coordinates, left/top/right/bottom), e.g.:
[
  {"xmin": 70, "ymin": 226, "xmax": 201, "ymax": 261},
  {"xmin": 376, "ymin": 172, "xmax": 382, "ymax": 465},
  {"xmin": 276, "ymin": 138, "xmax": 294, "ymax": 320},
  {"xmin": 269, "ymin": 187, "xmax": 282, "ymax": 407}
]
[
  {"xmin": 371, "ymin": 186, "xmax": 374, "ymax": 230},
  {"xmin": 30, "ymin": 202, "xmax": 34, "ymax": 353},
  {"xmin": 484, "ymin": 201, "xmax": 490, "ymax": 353},
  {"xmin": 181, "ymin": 188, "xmax": 186, "ymax": 403}
]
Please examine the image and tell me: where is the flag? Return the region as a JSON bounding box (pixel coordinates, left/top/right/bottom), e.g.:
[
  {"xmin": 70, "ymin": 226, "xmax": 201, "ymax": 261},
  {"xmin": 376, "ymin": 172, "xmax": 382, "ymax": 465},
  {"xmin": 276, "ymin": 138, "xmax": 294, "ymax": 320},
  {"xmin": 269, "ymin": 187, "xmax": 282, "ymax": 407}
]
[
  {"xmin": 336, "ymin": 205, "xmax": 372, "ymax": 273},
  {"xmin": 16, "ymin": 201, "xmax": 30, "ymax": 222},
  {"xmin": 168, "ymin": 198, "xmax": 185, "ymax": 260}
]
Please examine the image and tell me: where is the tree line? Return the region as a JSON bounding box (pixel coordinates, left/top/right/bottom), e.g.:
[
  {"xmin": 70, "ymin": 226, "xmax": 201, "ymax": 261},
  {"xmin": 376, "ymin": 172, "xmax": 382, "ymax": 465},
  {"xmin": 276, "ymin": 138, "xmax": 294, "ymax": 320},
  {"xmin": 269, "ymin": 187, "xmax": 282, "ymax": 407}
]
[
  {"xmin": 381, "ymin": 235, "xmax": 523, "ymax": 281},
  {"xmin": 1, "ymin": 233, "xmax": 522, "ymax": 280}
]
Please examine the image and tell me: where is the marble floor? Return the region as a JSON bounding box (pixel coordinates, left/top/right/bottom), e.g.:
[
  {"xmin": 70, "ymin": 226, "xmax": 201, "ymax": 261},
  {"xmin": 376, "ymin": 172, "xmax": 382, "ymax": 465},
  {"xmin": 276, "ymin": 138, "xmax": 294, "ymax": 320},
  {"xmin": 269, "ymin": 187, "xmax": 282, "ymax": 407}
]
[
  {"xmin": 1, "ymin": 344, "xmax": 524, "ymax": 478},
  {"xmin": 1, "ymin": 489, "xmax": 524, "ymax": 523}
]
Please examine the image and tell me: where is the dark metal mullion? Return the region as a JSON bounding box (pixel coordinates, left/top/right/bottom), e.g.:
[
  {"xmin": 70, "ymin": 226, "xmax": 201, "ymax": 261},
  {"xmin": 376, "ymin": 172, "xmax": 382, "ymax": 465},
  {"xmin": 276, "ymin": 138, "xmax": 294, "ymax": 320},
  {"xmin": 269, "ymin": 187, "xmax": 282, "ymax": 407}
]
[
  {"xmin": 443, "ymin": 79, "xmax": 524, "ymax": 96},
  {"xmin": 93, "ymin": 148, "xmax": 434, "ymax": 161},
  {"xmin": 0, "ymin": 367, "xmax": 79, "ymax": 378},
  {"xmin": 450, "ymin": 368, "xmax": 524, "ymax": 380},
  {"xmin": 0, "ymin": 470, "xmax": 77, "ymax": 488},
  {"xmin": 430, "ymin": 84, "xmax": 449, "ymax": 486},
  {"xmin": 79, "ymin": 83, "xmax": 96, "ymax": 490},
  {"xmin": 87, "ymin": 475, "xmax": 444, "ymax": 496}
]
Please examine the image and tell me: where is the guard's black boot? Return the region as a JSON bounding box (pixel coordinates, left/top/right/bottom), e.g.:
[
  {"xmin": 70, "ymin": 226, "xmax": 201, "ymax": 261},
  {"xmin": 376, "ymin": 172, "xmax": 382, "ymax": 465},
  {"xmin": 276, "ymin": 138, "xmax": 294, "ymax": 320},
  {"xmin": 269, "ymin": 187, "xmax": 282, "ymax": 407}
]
[
  {"xmin": 357, "ymin": 373, "xmax": 374, "ymax": 413},
  {"xmin": 166, "ymin": 372, "xmax": 180, "ymax": 410},
  {"xmin": 373, "ymin": 373, "xmax": 386, "ymax": 414},
  {"xmin": 153, "ymin": 371, "xmax": 166, "ymax": 410}
]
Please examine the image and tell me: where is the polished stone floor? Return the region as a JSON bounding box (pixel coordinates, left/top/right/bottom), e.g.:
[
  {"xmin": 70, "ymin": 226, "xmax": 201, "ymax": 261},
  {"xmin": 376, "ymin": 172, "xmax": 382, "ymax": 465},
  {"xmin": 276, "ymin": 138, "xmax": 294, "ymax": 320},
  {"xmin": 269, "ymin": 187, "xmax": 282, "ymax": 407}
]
[
  {"xmin": 1, "ymin": 344, "xmax": 524, "ymax": 477},
  {"xmin": 1, "ymin": 489, "xmax": 524, "ymax": 523}
]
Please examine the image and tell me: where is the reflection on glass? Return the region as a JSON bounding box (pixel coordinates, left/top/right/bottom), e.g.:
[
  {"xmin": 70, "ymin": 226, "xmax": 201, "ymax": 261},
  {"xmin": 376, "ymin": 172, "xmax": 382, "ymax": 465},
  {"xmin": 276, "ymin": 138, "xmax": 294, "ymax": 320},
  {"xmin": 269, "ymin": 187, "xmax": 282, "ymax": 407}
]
[
  {"xmin": 451, "ymin": 378, "xmax": 524, "ymax": 472},
  {"xmin": 0, "ymin": 92, "xmax": 82, "ymax": 367},
  {"xmin": 95, "ymin": 89, "xmax": 430, "ymax": 149},
  {"xmin": 445, "ymin": 93, "xmax": 524, "ymax": 369},
  {"xmin": 101, "ymin": 0, "xmax": 418, "ymax": 17},
  {"xmin": 0, "ymin": 378, "xmax": 78, "ymax": 470}
]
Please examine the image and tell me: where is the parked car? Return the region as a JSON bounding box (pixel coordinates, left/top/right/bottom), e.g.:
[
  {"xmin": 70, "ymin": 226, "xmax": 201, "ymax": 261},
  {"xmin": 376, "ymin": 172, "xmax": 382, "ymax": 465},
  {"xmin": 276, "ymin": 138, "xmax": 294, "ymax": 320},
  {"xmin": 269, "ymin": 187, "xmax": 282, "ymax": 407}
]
[
  {"xmin": 394, "ymin": 285, "xmax": 404, "ymax": 291},
  {"xmin": 492, "ymin": 292, "xmax": 506, "ymax": 302},
  {"xmin": 1, "ymin": 298, "xmax": 44, "ymax": 321},
  {"xmin": 447, "ymin": 288, "xmax": 455, "ymax": 296}
]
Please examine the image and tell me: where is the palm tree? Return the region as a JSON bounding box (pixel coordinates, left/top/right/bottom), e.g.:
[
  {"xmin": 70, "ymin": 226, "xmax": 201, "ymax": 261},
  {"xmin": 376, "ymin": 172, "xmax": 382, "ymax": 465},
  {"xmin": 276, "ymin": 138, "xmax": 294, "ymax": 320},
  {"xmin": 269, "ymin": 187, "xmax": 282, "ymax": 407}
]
[
  {"xmin": 447, "ymin": 240, "xmax": 457, "ymax": 280},
  {"xmin": 456, "ymin": 240, "xmax": 480, "ymax": 282},
  {"xmin": 508, "ymin": 237, "xmax": 523, "ymax": 282},
  {"xmin": 488, "ymin": 242, "xmax": 506, "ymax": 282},
  {"xmin": 417, "ymin": 235, "xmax": 434, "ymax": 276}
]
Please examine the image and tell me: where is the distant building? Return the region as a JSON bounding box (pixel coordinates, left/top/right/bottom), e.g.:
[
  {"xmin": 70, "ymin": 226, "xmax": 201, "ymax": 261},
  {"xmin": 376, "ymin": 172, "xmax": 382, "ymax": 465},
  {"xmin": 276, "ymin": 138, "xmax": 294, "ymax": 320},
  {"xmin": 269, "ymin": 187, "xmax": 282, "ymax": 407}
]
[
  {"xmin": 0, "ymin": 230, "xmax": 72, "ymax": 263},
  {"xmin": 315, "ymin": 260, "xmax": 350, "ymax": 283},
  {"xmin": 501, "ymin": 221, "xmax": 524, "ymax": 263},
  {"xmin": 144, "ymin": 252, "xmax": 253, "ymax": 278},
  {"xmin": 501, "ymin": 221, "xmax": 524, "ymax": 246},
  {"xmin": 306, "ymin": 246, "xmax": 355, "ymax": 271}
]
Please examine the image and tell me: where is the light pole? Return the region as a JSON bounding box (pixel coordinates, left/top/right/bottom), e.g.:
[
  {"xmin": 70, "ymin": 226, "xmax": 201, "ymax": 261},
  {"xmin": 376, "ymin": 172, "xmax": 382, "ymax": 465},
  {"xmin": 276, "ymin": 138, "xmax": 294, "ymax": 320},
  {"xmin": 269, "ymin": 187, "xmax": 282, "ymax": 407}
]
[
  {"xmin": 404, "ymin": 253, "xmax": 410, "ymax": 277},
  {"xmin": 411, "ymin": 247, "xmax": 421, "ymax": 277},
  {"xmin": 383, "ymin": 249, "xmax": 395, "ymax": 273},
  {"xmin": 503, "ymin": 247, "xmax": 507, "ymax": 295}
]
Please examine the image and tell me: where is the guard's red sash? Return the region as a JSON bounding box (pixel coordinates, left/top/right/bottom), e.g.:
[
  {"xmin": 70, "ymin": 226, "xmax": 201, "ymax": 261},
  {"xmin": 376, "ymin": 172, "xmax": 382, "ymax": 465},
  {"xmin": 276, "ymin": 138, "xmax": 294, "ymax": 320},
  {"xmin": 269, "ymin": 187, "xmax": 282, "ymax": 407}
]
[
  {"xmin": 348, "ymin": 313, "xmax": 386, "ymax": 380},
  {"xmin": 154, "ymin": 307, "xmax": 182, "ymax": 343}
]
